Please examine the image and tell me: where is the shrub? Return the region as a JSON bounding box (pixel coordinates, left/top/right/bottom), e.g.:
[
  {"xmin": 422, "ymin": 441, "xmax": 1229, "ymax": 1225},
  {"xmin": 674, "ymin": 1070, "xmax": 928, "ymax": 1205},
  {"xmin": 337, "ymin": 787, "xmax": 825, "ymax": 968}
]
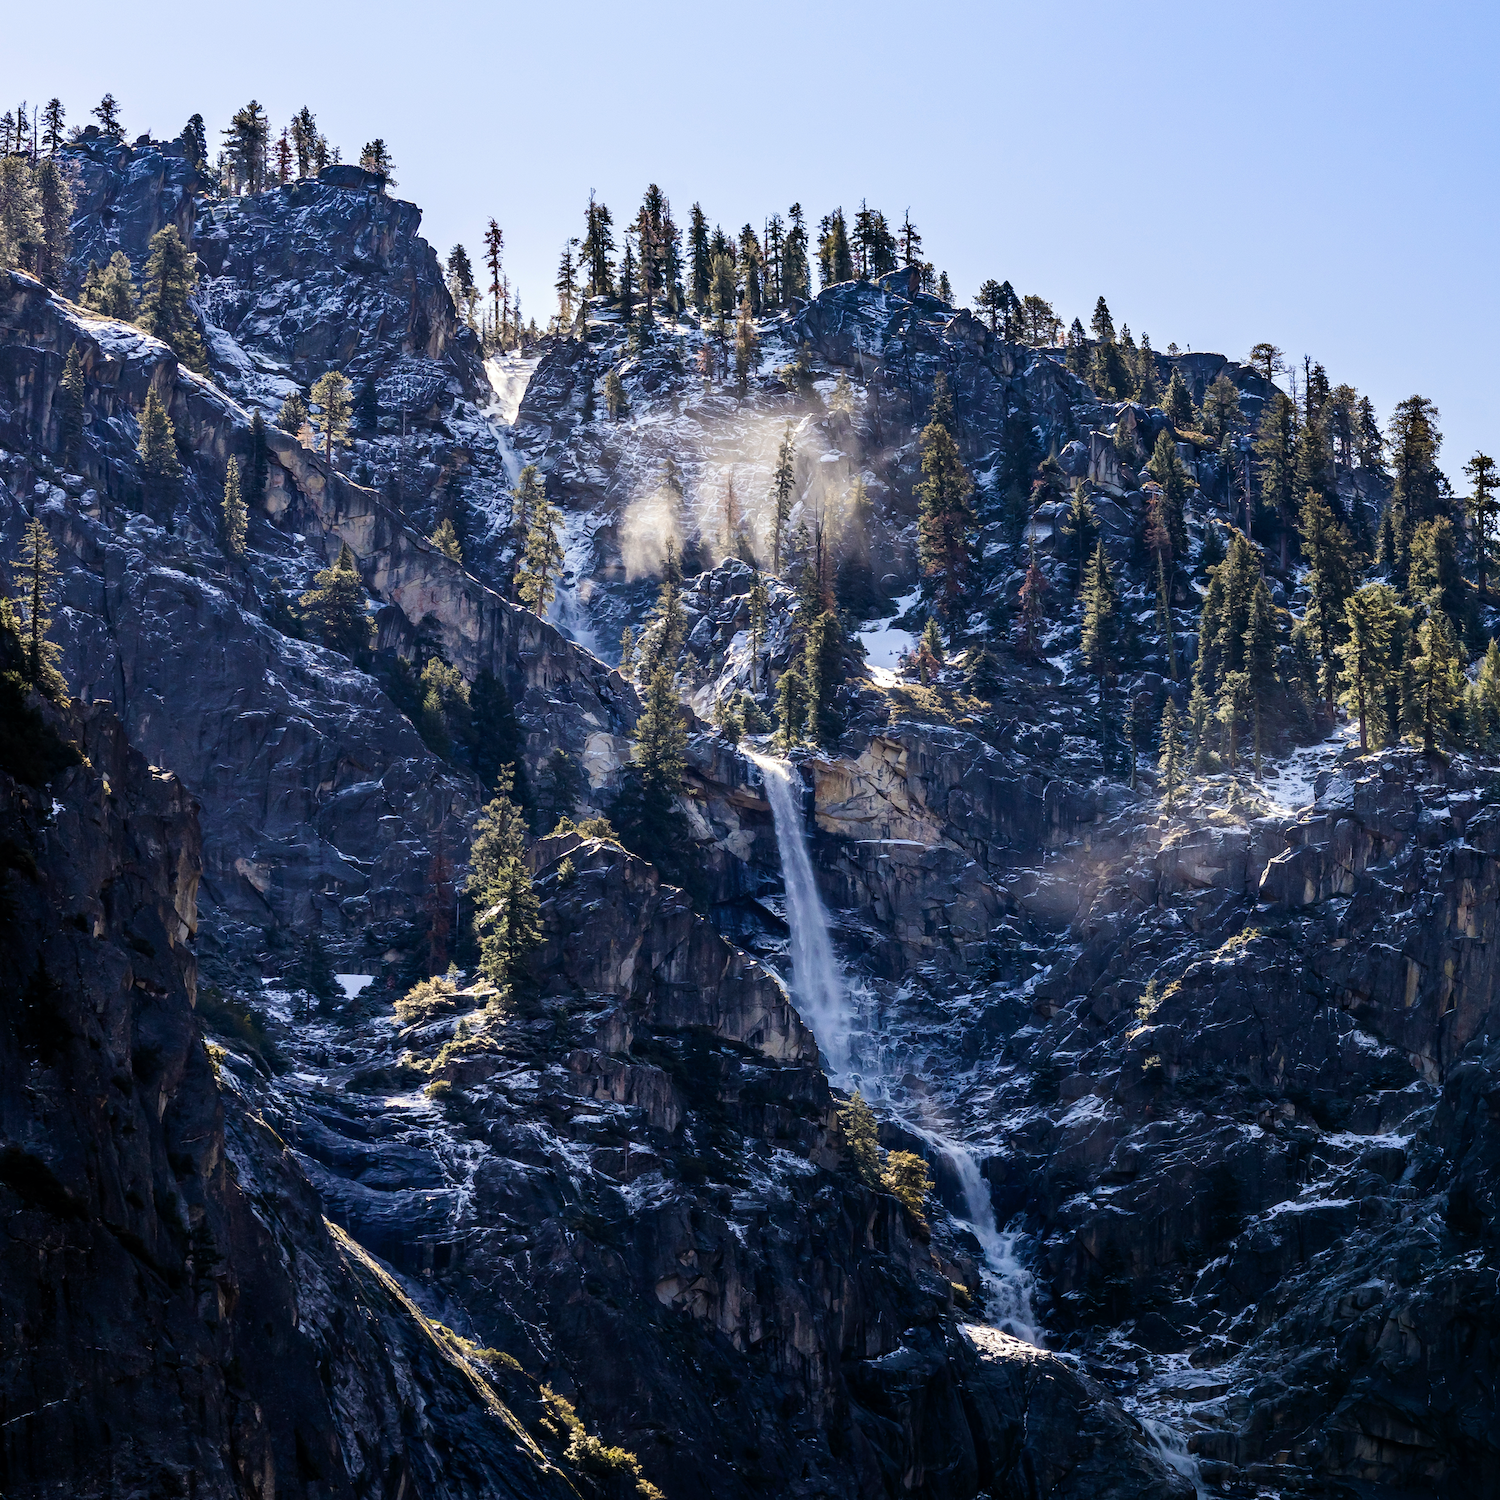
[
  {"xmin": 395, "ymin": 970, "xmax": 461, "ymax": 1025},
  {"xmin": 882, "ymin": 1150, "xmax": 934, "ymax": 1231}
]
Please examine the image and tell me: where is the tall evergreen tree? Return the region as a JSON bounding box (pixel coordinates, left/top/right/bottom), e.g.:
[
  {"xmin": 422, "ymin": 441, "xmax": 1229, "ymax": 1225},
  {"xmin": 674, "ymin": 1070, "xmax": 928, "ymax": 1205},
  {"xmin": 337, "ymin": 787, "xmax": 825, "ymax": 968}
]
[
  {"xmin": 804, "ymin": 611, "xmax": 845, "ymax": 745},
  {"xmin": 582, "ymin": 191, "xmax": 616, "ymax": 298},
  {"xmin": 91, "ymin": 94, "xmax": 124, "ymax": 139},
  {"xmin": 80, "ymin": 250, "xmax": 137, "ymax": 320},
  {"xmin": 221, "ymin": 457, "xmax": 247, "ymax": 557},
  {"xmin": 783, "ymin": 204, "xmax": 810, "ymax": 303},
  {"xmin": 1146, "ymin": 431, "xmax": 1190, "ymax": 557},
  {"xmin": 470, "ymin": 668, "xmax": 527, "ymax": 798},
  {"xmin": 1388, "ymin": 395, "xmax": 1444, "ymax": 527},
  {"xmin": 0, "ymin": 156, "xmax": 43, "ymax": 273},
  {"xmin": 277, "ymin": 390, "xmax": 309, "ymax": 436},
  {"xmin": 137, "ymin": 226, "xmax": 207, "ymax": 372},
  {"xmin": 770, "ymin": 424, "xmax": 796, "ymax": 574},
  {"xmin": 309, "ymin": 370, "xmax": 352, "ymax": 464},
  {"xmin": 56, "ymin": 345, "xmax": 85, "ymax": 465},
  {"xmin": 1298, "ymin": 492, "xmax": 1356, "ymax": 707},
  {"xmin": 1404, "ymin": 609, "xmax": 1463, "ymax": 754},
  {"xmin": 1162, "ymin": 368, "xmax": 1196, "ymax": 430},
  {"xmin": 1158, "ymin": 698, "xmax": 1183, "ymax": 811},
  {"xmin": 1081, "ymin": 541, "xmax": 1121, "ymax": 757},
  {"xmin": 1254, "ymin": 391, "xmax": 1298, "ymax": 569},
  {"xmin": 299, "ymin": 543, "xmax": 371, "ymax": 657},
  {"xmin": 466, "ymin": 774, "xmax": 540, "ymax": 997},
  {"xmin": 1464, "ymin": 452, "xmax": 1499, "ymax": 602},
  {"xmin": 748, "ymin": 571, "xmax": 769, "ymax": 689},
  {"xmin": 688, "ymin": 202, "xmax": 710, "ymax": 310},
  {"xmin": 1409, "ymin": 517, "xmax": 1468, "ymax": 642},
  {"xmin": 775, "ymin": 663, "xmax": 808, "ymax": 745},
  {"xmin": 614, "ymin": 658, "xmax": 692, "ymax": 880},
  {"xmin": 136, "ymin": 387, "xmax": 181, "ymax": 498},
  {"xmin": 245, "ymin": 409, "xmax": 269, "ymax": 508},
  {"xmin": 517, "ymin": 499, "xmax": 564, "ymax": 614},
  {"xmin": 1243, "ymin": 577, "xmax": 1280, "ymax": 771},
  {"xmin": 915, "ymin": 374, "xmax": 975, "ymax": 622},
  {"xmin": 14, "ymin": 517, "xmax": 64, "ymax": 700},
  {"xmin": 1059, "ymin": 483, "xmax": 1099, "ymax": 593},
  {"xmin": 1339, "ymin": 583, "xmax": 1407, "ymax": 752},
  {"xmin": 32, "ymin": 157, "xmax": 73, "ymax": 288}
]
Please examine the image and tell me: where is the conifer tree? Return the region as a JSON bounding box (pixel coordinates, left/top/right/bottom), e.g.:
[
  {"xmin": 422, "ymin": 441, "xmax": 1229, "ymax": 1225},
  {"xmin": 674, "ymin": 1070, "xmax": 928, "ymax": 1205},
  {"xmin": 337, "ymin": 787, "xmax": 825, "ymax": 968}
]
[
  {"xmin": 225, "ymin": 102, "xmax": 270, "ymax": 193},
  {"xmin": 277, "ymin": 390, "xmax": 309, "ymax": 436},
  {"xmin": 915, "ymin": 375, "xmax": 975, "ymax": 622},
  {"xmin": 467, "ymin": 773, "xmax": 540, "ymax": 996},
  {"xmin": 619, "ymin": 627, "xmax": 636, "ymax": 679},
  {"xmin": 358, "ymin": 139, "xmax": 396, "ymax": 189},
  {"xmin": 1243, "ymin": 578, "xmax": 1279, "ymax": 771},
  {"xmin": 770, "ymin": 424, "xmax": 796, "ymax": 573},
  {"xmin": 534, "ymin": 748, "xmax": 586, "ymax": 834},
  {"xmin": 0, "ymin": 156, "xmax": 42, "ymax": 273},
  {"xmin": 245, "ymin": 409, "xmax": 269, "ymax": 507},
  {"xmin": 1464, "ymin": 452, "xmax": 1499, "ymax": 602},
  {"xmin": 309, "ymin": 370, "xmax": 352, "ymax": 465},
  {"xmin": 1188, "ymin": 682, "xmax": 1213, "ymax": 769},
  {"xmin": 775, "ymin": 663, "xmax": 808, "ymax": 745},
  {"xmin": 1254, "ymin": 391, "xmax": 1298, "ymax": 569},
  {"xmin": 1293, "ymin": 411, "xmax": 1334, "ymax": 510},
  {"xmin": 804, "ymin": 611, "xmax": 845, "ymax": 745},
  {"xmin": 1081, "ymin": 541, "xmax": 1121, "ymax": 758},
  {"xmin": 1216, "ymin": 670, "xmax": 1251, "ymax": 769},
  {"xmin": 1473, "ymin": 638, "xmax": 1500, "ymax": 752},
  {"xmin": 483, "ymin": 219, "xmax": 504, "ymax": 340},
  {"xmin": 1247, "ymin": 342, "xmax": 1284, "ymax": 384},
  {"xmin": 1409, "ymin": 517, "xmax": 1466, "ymax": 636},
  {"xmin": 32, "ymin": 158, "xmax": 73, "ymax": 288},
  {"xmin": 1158, "ymin": 698, "xmax": 1183, "ymax": 810},
  {"xmin": 1018, "ymin": 538, "xmax": 1048, "ymax": 654},
  {"xmin": 80, "ymin": 251, "xmax": 137, "ymax": 320},
  {"xmin": 1059, "ymin": 483, "xmax": 1099, "ymax": 593},
  {"xmin": 1162, "ymin": 369, "xmax": 1196, "ymax": 430},
  {"xmin": 914, "ymin": 618, "xmax": 944, "ymax": 685},
  {"xmin": 688, "ymin": 202, "xmax": 710, "ymax": 310},
  {"xmin": 1339, "ymin": 583, "xmax": 1407, "ymax": 752},
  {"xmin": 92, "ymin": 94, "xmax": 124, "ymax": 138},
  {"xmin": 710, "ymin": 251, "xmax": 737, "ymax": 326},
  {"xmin": 649, "ymin": 540, "xmax": 687, "ymax": 667},
  {"xmin": 783, "ymin": 204, "xmax": 811, "ymax": 303},
  {"xmin": 1389, "ymin": 395, "xmax": 1444, "ymax": 528},
  {"xmin": 40, "ymin": 98, "xmax": 65, "ymax": 157},
  {"xmin": 1404, "ymin": 608, "xmax": 1463, "ymax": 755},
  {"xmin": 137, "ymin": 227, "xmax": 206, "ymax": 372},
  {"xmin": 604, "ymin": 368, "xmax": 626, "ymax": 421},
  {"xmin": 56, "ymin": 345, "xmax": 85, "ymax": 465},
  {"xmin": 1196, "ymin": 534, "xmax": 1259, "ymax": 698},
  {"xmin": 554, "ymin": 239, "xmax": 579, "ymax": 328},
  {"xmin": 14, "ymin": 517, "xmax": 65, "ymax": 700},
  {"xmin": 1145, "ymin": 431, "xmax": 1190, "ymax": 557},
  {"xmin": 734, "ymin": 294, "xmax": 759, "ymax": 388},
  {"xmin": 517, "ymin": 499, "xmax": 564, "ymax": 615},
  {"xmin": 615, "ymin": 657, "xmax": 691, "ymax": 876},
  {"xmin": 581, "ymin": 191, "xmax": 615, "ymax": 298},
  {"xmin": 1200, "ymin": 374, "xmax": 1241, "ymax": 440},
  {"xmin": 221, "ymin": 457, "xmax": 247, "ymax": 557},
  {"xmin": 1065, "ymin": 318, "xmax": 1088, "ymax": 376},
  {"xmin": 1299, "ymin": 492, "xmax": 1356, "ymax": 706},
  {"xmin": 508, "ymin": 464, "xmax": 545, "ymax": 592},
  {"xmin": 299, "ymin": 543, "xmax": 371, "ymax": 657},
  {"xmin": 430, "ymin": 517, "xmax": 463, "ymax": 561},
  {"xmin": 748, "ymin": 571, "xmax": 768, "ymax": 689},
  {"xmin": 136, "ymin": 387, "xmax": 181, "ymax": 497}
]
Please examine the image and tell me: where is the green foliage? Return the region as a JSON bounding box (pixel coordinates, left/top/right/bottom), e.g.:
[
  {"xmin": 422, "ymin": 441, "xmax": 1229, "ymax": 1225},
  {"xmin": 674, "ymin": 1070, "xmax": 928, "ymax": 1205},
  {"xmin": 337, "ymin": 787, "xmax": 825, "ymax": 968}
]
[
  {"xmin": 535, "ymin": 748, "xmax": 586, "ymax": 834},
  {"xmin": 309, "ymin": 370, "xmax": 352, "ymax": 463},
  {"xmin": 882, "ymin": 1151, "xmax": 933, "ymax": 1232},
  {"xmin": 613, "ymin": 658, "xmax": 694, "ymax": 887},
  {"xmin": 56, "ymin": 345, "xmax": 85, "ymax": 466},
  {"xmin": 1158, "ymin": 699, "xmax": 1183, "ymax": 811},
  {"xmin": 277, "ymin": 391, "xmax": 309, "ymax": 435},
  {"xmin": 770, "ymin": 424, "xmax": 797, "ymax": 573},
  {"xmin": 1145, "ymin": 431, "xmax": 1190, "ymax": 557},
  {"xmin": 136, "ymin": 387, "xmax": 181, "ymax": 496},
  {"xmin": 1299, "ymin": 492, "xmax": 1356, "ymax": 705},
  {"xmin": 221, "ymin": 458, "xmax": 247, "ymax": 557},
  {"xmin": 804, "ymin": 610, "xmax": 845, "ymax": 745},
  {"xmin": 299, "ymin": 543, "xmax": 372, "ymax": 657},
  {"xmin": 470, "ymin": 668, "xmax": 527, "ymax": 800},
  {"xmin": 539, "ymin": 1387, "xmax": 664, "ymax": 1500},
  {"xmin": 1080, "ymin": 541, "xmax": 1121, "ymax": 688},
  {"xmin": 517, "ymin": 499, "xmax": 564, "ymax": 614},
  {"xmin": 395, "ymin": 970, "xmax": 463, "ymax": 1026},
  {"xmin": 467, "ymin": 779, "xmax": 540, "ymax": 996},
  {"xmin": 430, "ymin": 517, "xmax": 463, "ymax": 561},
  {"xmin": 137, "ymin": 226, "xmax": 206, "ymax": 372},
  {"xmin": 1339, "ymin": 583, "xmax": 1408, "ymax": 752},
  {"xmin": 839, "ymin": 1091, "xmax": 882, "ymax": 1187},
  {"xmin": 1162, "ymin": 368, "xmax": 1196, "ymax": 429},
  {"xmin": 246, "ymin": 410, "xmax": 269, "ymax": 507},
  {"xmin": 1059, "ymin": 484, "xmax": 1099, "ymax": 593},
  {"xmin": 80, "ymin": 251, "xmax": 138, "ymax": 320},
  {"xmin": 775, "ymin": 664, "xmax": 808, "ymax": 746},
  {"xmin": 964, "ymin": 647, "xmax": 1003, "ymax": 699},
  {"xmin": 1403, "ymin": 608, "xmax": 1464, "ymax": 755},
  {"xmin": 0, "ymin": 156, "xmax": 43, "ymax": 273},
  {"xmin": 915, "ymin": 375, "xmax": 976, "ymax": 621}
]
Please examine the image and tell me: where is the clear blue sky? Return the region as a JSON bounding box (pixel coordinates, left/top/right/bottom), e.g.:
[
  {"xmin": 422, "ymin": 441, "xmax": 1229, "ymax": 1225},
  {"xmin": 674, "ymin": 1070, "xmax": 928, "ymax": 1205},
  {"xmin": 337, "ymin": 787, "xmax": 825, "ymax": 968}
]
[{"xmin": 7, "ymin": 0, "xmax": 1496, "ymax": 476}]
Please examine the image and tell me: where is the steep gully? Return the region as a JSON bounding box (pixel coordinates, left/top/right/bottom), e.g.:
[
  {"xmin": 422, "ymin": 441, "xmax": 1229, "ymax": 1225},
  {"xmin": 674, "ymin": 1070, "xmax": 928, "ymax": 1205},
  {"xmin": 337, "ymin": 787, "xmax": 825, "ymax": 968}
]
[{"xmin": 749, "ymin": 750, "xmax": 1208, "ymax": 1495}]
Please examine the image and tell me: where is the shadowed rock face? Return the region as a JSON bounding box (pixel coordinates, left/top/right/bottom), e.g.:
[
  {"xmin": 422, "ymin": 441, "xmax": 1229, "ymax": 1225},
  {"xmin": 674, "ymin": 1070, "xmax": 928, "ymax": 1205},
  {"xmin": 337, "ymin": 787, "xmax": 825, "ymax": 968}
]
[
  {"xmin": 0, "ymin": 700, "xmax": 575, "ymax": 1499},
  {"xmin": 0, "ymin": 270, "xmax": 634, "ymax": 966}
]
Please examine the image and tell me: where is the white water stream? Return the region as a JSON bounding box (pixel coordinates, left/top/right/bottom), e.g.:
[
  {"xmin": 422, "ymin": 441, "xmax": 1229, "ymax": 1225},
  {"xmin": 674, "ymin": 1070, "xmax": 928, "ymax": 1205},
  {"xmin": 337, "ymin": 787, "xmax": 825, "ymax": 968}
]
[{"xmin": 748, "ymin": 750, "xmax": 1040, "ymax": 1344}]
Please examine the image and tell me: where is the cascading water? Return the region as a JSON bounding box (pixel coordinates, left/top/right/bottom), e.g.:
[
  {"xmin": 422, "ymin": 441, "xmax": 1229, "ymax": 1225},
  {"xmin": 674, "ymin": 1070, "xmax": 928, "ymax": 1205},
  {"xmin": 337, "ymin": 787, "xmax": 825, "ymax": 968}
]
[
  {"xmin": 748, "ymin": 749, "xmax": 1041, "ymax": 1344},
  {"xmin": 747, "ymin": 753, "xmax": 852, "ymax": 1078}
]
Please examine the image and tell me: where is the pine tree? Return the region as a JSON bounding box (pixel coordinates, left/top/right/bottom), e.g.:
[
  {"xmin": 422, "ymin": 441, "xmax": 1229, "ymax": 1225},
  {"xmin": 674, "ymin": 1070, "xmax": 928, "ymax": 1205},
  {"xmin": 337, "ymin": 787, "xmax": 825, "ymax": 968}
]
[
  {"xmin": 244, "ymin": 409, "xmax": 269, "ymax": 508},
  {"xmin": 1146, "ymin": 431, "xmax": 1191, "ymax": 557},
  {"xmin": 535, "ymin": 748, "xmax": 587, "ymax": 834},
  {"xmin": 358, "ymin": 138, "xmax": 397, "ymax": 189},
  {"xmin": 614, "ymin": 658, "xmax": 692, "ymax": 877},
  {"xmin": 554, "ymin": 239, "xmax": 579, "ymax": 328},
  {"xmin": 1404, "ymin": 608, "xmax": 1463, "ymax": 755},
  {"xmin": 581, "ymin": 191, "xmax": 616, "ymax": 299},
  {"xmin": 221, "ymin": 457, "xmax": 247, "ymax": 557},
  {"xmin": 508, "ymin": 463, "xmax": 545, "ymax": 592},
  {"xmin": 1255, "ymin": 391, "xmax": 1298, "ymax": 569},
  {"xmin": 1188, "ymin": 681, "xmax": 1213, "ymax": 769},
  {"xmin": 79, "ymin": 250, "xmax": 137, "ymax": 320},
  {"xmin": 277, "ymin": 390, "xmax": 309, "ymax": 435},
  {"xmin": 604, "ymin": 368, "xmax": 626, "ymax": 421},
  {"xmin": 1389, "ymin": 395, "xmax": 1444, "ymax": 528},
  {"xmin": 430, "ymin": 518, "xmax": 463, "ymax": 561},
  {"xmin": 649, "ymin": 540, "xmax": 687, "ymax": 667},
  {"xmin": 775, "ymin": 663, "xmax": 808, "ymax": 744},
  {"xmin": 14, "ymin": 517, "xmax": 64, "ymax": 701},
  {"xmin": 1059, "ymin": 483, "xmax": 1099, "ymax": 593},
  {"xmin": 1158, "ymin": 698, "xmax": 1183, "ymax": 810},
  {"xmin": 748, "ymin": 571, "xmax": 769, "ymax": 689},
  {"xmin": 1200, "ymin": 374, "xmax": 1241, "ymax": 439},
  {"xmin": 1409, "ymin": 517, "xmax": 1466, "ymax": 636},
  {"xmin": 1474, "ymin": 638, "xmax": 1500, "ymax": 752},
  {"xmin": 1162, "ymin": 368, "xmax": 1196, "ymax": 430},
  {"xmin": 309, "ymin": 370, "xmax": 352, "ymax": 464},
  {"xmin": 915, "ymin": 375, "xmax": 975, "ymax": 623},
  {"xmin": 56, "ymin": 345, "xmax": 85, "ymax": 465},
  {"xmin": 1299, "ymin": 492, "xmax": 1356, "ymax": 706},
  {"xmin": 734, "ymin": 294, "xmax": 759, "ymax": 388},
  {"xmin": 914, "ymin": 618, "xmax": 944, "ymax": 685},
  {"xmin": 1081, "ymin": 542, "xmax": 1121, "ymax": 754},
  {"xmin": 783, "ymin": 204, "xmax": 810, "ymax": 303},
  {"xmin": 1243, "ymin": 577, "xmax": 1280, "ymax": 772},
  {"xmin": 92, "ymin": 94, "xmax": 124, "ymax": 138},
  {"xmin": 224, "ymin": 102, "xmax": 270, "ymax": 193},
  {"xmin": 619, "ymin": 627, "xmax": 636, "ymax": 679},
  {"xmin": 804, "ymin": 611, "xmax": 845, "ymax": 745},
  {"xmin": 467, "ymin": 777, "xmax": 540, "ymax": 997},
  {"xmin": 1018, "ymin": 538, "xmax": 1048, "ymax": 654},
  {"xmin": 770, "ymin": 424, "xmax": 797, "ymax": 574},
  {"xmin": 1196, "ymin": 534, "xmax": 1259, "ymax": 698},
  {"xmin": 1293, "ymin": 412, "xmax": 1334, "ymax": 510},
  {"xmin": 299, "ymin": 543, "xmax": 371, "ymax": 657},
  {"xmin": 687, "ymin": 202, "xmax": 710, "ymax": 310},
  {"xmin": 136, "ymin": 387, "xmax": 181, "ymax": 497},
  {"xmin": 1464, "ymin": 452, "xmax": 1499, "ymax": 602},
  {"xmin": 517, "ymin": 499, "xmax": 564, "ymax": 614},
  {"xmin": 0, "ymin": 156, "xmax": 42, "ymax": 273},
  {"xmin": 137, "ymin": 227, "xmax": 206, "ymax": 372},
  {"xmin": 40, "ymin": 98, "xmax": 65, "ymax": 157},
  {"xmin": 839, "ymin": 1091, "xmax": 882, "ymax": 1187},
  {"xmin": 1339, "ymin": 583, "xmax": 1407, "ymax": 752},
  {"xmin": 32, "ymin": 158, "xmax": 73, "ymax": 288},
  {"xmin": 1216, "ymin": 669, "xmax": 1251, "ymax": 769}
]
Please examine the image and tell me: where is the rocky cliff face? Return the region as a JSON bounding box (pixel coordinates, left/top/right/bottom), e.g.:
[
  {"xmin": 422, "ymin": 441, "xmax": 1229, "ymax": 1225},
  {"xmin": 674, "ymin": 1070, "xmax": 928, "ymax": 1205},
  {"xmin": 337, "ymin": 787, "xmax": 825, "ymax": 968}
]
[{"xmin": 0, "ymin": 698, "xmax": 580, "ymax": 1499}]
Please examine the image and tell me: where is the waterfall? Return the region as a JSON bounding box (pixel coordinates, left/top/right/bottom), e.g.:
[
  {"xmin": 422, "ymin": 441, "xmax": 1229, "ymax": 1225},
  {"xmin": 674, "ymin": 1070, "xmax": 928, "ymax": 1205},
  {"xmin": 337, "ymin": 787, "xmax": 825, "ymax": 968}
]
[
  {"xmin": 1140, "ymin": 1419, "xmax": 1207, "ymax": 1499},
  {"xmin": 746, "ymin": 752, "xmax": 851, "ymax": 1078},
  {"xmin": 748, "ymin": 751, "xmax": 1041, "ymax": 1345}
]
